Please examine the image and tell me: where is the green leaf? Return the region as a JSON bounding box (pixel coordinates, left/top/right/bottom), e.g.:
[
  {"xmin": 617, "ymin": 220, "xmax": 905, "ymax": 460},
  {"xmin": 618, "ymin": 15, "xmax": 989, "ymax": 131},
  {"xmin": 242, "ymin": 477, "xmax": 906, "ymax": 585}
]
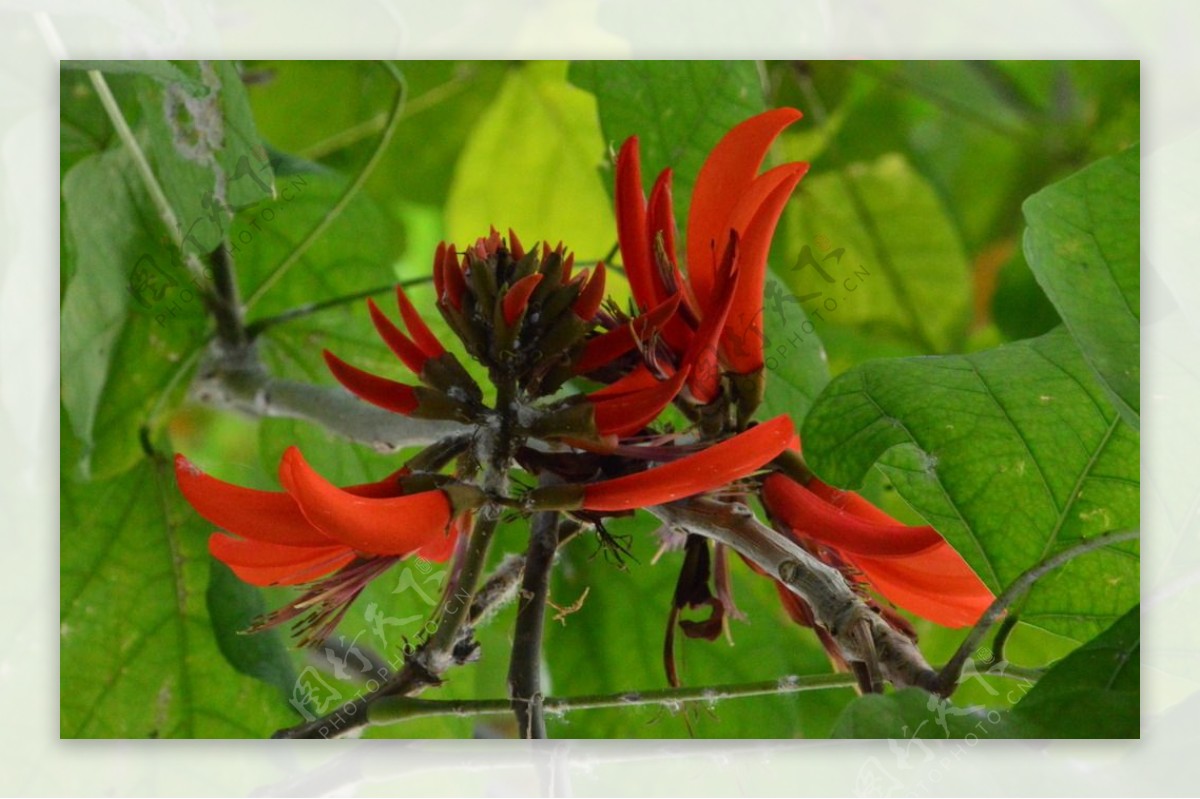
[
  {"xmin": 832, "ymin": 687, "xmax": 993, "ymax": 738},
  {"xmin": 206, "ymin": 561, "xmax": 298, "ymax": 702},
  {"xmin": 60, "ymin": 454, "xmax": 294, "ymax": 738},
  {"xmin": 1008, "ymin": 605, "xmax": 1139, "ymax": 737},
  {"xmin": 831, "ymin": 607, "xmax": 1139, "ymax": 738},
  {"xmin": 570, "ymin": 60, "xmax": 765, "ymax": 227},
  {"xmin": 801, "ymin": 328, "xmax": 1138, "ymax": 642},
  {"xmin": 1023, "ymin": 145, "xmax": 1140, "ymax": 428},
  {"xmin": 758, "ymin": 270, "xmax": 830, "ymax": 424},
  {"xmin": 63, "ymin": 60, "xmax": 207, "ymax": 94},
  {"xmin": 136, "ymin": 60, "xmax": 275, "ymax": 257},
  {"xmin": 445, "ymin": 63, "xmax": 615, "ymax": 263},
  {"xmin": 61, "ymin": 149, "xmax": 208, "ymax": 481},
  {"xmin": 784, "ymin": 153, "xmax": 972, "ymax": 353}
]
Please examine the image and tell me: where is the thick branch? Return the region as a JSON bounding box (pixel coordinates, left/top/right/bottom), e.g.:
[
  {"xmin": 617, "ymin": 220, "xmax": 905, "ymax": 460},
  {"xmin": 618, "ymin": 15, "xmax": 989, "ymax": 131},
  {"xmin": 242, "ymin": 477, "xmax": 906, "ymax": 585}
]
[
  {"xmin": 191, "ymin": 339, "xmax": 465, "ymax": 452},
  {"xmin": 508, "ymin": 503, "xmax": 561, "ymax": 738},
  {"xmin": 649, "ymin": 498, "xmax": 940, "ymax": 692},
  {"xmin": 935, "ymin": 528, "xmax": 1139, "ymax": 695}
]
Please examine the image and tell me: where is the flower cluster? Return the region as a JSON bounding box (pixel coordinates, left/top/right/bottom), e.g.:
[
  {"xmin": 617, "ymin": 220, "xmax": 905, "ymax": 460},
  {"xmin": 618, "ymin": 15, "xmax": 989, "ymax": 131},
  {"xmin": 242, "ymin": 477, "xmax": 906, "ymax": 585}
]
[{"xmin": 177, "ymin": 108, "xmax": 992, "ymax": 670}]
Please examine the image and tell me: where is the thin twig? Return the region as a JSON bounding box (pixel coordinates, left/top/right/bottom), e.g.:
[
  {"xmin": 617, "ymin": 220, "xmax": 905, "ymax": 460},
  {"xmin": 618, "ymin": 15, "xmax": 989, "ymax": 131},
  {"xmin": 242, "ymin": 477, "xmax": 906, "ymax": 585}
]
[
  {"xmin": 371, "ymin": 674, "xmax": 858, "ymax": 726},
  {"xmin": 244, "ymin": 62, "xmax": 408, "ymax": 310},
  {"xmin": 245, "ymin": 276, "xmax": 432, "ymax": 337},
  {"xmin": 935, "ymin": 528, "xmax": 1139, "ymax": 695},
  {"xmin": 508, "ymin": 491, "xmax": 561, "ymax": 738}
]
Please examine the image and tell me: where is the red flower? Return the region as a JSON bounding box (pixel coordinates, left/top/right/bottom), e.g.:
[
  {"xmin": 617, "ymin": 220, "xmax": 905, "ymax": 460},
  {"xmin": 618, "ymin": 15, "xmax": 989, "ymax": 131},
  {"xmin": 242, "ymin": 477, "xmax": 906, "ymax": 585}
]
[
  {"xmin": 527, "ymin": 414, "xmax": 795, "ymax": 511},
  {"xmin": 608, "ymin": 108, "xmax": 809, "ymax": 410},
  {"xmin": 762, "ymin": 472, "xmax": 994, "ymax": 628},
  {"xmin": 175, "ymin": 449, "xmax": 483, "ymax": 642}
]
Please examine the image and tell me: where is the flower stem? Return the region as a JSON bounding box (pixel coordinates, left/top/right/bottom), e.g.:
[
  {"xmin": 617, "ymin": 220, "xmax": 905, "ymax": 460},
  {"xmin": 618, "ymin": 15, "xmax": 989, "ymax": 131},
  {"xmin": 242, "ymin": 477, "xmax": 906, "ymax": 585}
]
[{"xmin": 508, "ymin": 494, "xmax": 561, "ymax": 738}]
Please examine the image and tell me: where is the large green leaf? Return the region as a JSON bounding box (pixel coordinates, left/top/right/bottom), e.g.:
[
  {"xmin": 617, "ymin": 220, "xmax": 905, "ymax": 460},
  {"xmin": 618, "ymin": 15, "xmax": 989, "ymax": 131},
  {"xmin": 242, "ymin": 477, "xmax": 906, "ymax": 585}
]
[
  {"xmin": 570, "ymin": 60, "xmax": 765, "ymax": 228},
  {"xmin": 831, "ymin": 606, "xmax": 1139, "ymax": 738},
  {"xmin": 60, "ymin": 453, "xmax": 294, "ymax": 738},
  {"xmin": 801, "ymin": 328, "xmax": 1138, "ymax": 642},
  {"xmin": 1023, "ymin": 145, "xmax": 1140, "ymax": 428},
  {"xmin": 1007, "ymin": 604, "xmax": 1139, "ymax": 737},
  {"xmin": 445, "ymin": 62, "xmax": 615, "ymax": 263},
  {"xmin": 784, "ymin": 153, "xmax": 972, "ymax": 353},
  {"xmin": 60, "ymin": 149, "xmax": 208, "ymax": 481},
  {"xmin": 758, "ymin": 270, "xmax": 830, "ymax": 424}
]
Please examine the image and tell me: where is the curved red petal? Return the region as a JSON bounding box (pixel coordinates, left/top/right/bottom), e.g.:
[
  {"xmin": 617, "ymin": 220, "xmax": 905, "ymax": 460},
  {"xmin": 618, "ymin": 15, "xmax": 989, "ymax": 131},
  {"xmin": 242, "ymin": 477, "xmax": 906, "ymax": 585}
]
[
  {"xmin": 574, "ymin": 292, "xmax": 682, "ymax": 375},
  {"xmin": 720, "ymin": 163, "xmax": 809, "ymax": 374},
  {"xmin": 590, "ymin": 365, "xmax": 690, "ymax": 436},
  {"xmin": 280, "ymin": 447, "xmax": 452, "ymax": 556},
  {"xmin": 851, "ymin": 548, "xmax": 995, "ymax": 628},
  {"xmin": 647, "ymin": 168, "xmax": 678, "ymax": 298},
  {"xmin": 395, "ymin": 284, "xmax": 446, "ymax": 359},
  {"xmin": 323, "ymin": 350, "xmax": 419, "ymax": 415},
  {"xmin": 175, "ymin": 455, "xmax": 332, "ymax": 547},
  {"xmin": 762, "ymin": 474, "xmax": 942, "ymax": 558},
  {"xmin": 442, "ymin": 250, "xmax": 467, "ymax": 310},
  {"xmin": 686, "ymin": 108, "xmax": 803, "ymax": 311},
  {"xmin": 588, "ymin": 363, "xmax": 666, "ymax": 399},
  {"xmin": 582, "ymin": 414, "xmax": 795, "ymax": 511},
  {"xmin": 502, "ymin": 273, "xmax": 544, "ymax": 326},
  {"xmin": 573, "ymin": 261, "xmax": 607, "ymax": 321},
  {"xmin": 209, "ymin": 533, "xmax": 355, "ymax": 586},
  {"xmin": 415, "ymin": 513, "xmax": 467, "ymax": 562},
  {"xmin": 615, "ymin": 136, "xmax": 658, "ymax": 312},
  {"xmin": 684, "ymin": 234, "xmax": 739, "ymax": 404},
  {"xmin": 367, "ymin": 298, "xmax": 428, "ymax": 375},
  {"xmin": 508, "ymin": 228, "xmax": 526, "ymax": 260}
]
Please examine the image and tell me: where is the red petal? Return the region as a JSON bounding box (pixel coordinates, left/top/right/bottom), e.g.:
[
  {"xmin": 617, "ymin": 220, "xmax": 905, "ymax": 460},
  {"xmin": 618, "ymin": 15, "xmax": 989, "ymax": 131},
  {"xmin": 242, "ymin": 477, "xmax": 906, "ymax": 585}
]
[
  {"xmin": 209, "ymin": 534, "xmax": 355, "ymax": 586},
  {"xmin": 502, "ymin": 273, "xmax": 543, "ymax": 325},
  {"xmin": 587, "ymin": 363, "xmax": 666, "ymax": 399},
  {"xmin": 280, "ymin": 447, "xmax": 453, "ymax": 556},
  {"xmin": 762, "ymin": 474, "xmax": 942, "ymax": 558},
  {"xmin": 720, "ymin": 163, "xmax": 809, "ymax": 374},
  {"xmin": 175, "ymin": 455, "xmax": 332, "ymax": 547},
  {"xmin": 508, "ymin": 228, "xmax": 525, "ymax": 259},
  {"xmin": 686, "ymin": 108, "xmax": 803, "ymax": 310},
  {"xmin": 416, "ymin": 513, "xmax": 468, "ymax": 562},
  {"xmin": 368, "ymin": 299, "xmax": 428, "ymax": 375},
  {"xmin": 683, "ymin": 234, "xmax": 739, "ymax": 404},
  {"xmin": 572, "ymin": 261, "xmax": 606, "ymax": 321},
  {"xmin": 590, "ymin": 365, "xmax": 689, "ymax": 436},
  {"xmin": 582, "ymin": 414, "xmax": 794, "ymax": 511},
  {"xmin": 432, "ymin": 242, "xmax": 447, "ymax": 301},
  {"xmin": 647, "ymin": 168, "xmax": 678, "ymax": 298},
  {"xmin": 323, "ymin": 350, "xmax": 420, "ymax": 415},
  {"xmin": 615, "ymin": 136, "xmax": 658, "ymax": 312},
  {"xmin": 574, "ymin": 292, "xmax": 682, "ymax": 375},
  {"xmin": 395, "ymin": 284, "xmax": 446, "ymax": 359},
  {"xmin": 442, "ymin": 250, "xmax": 467, "ymax": 310},
  {"xmin": 851, "ymin": 549, "xmax": 995, "ymax": 628}
]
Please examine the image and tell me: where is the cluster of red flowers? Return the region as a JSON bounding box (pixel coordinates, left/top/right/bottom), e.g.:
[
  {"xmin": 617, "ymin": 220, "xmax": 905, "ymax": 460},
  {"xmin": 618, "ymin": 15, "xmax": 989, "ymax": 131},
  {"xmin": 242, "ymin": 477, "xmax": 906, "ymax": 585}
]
[{"xmin": 177, "ymin": 108, "xmax": 992, "ymax": 656}]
